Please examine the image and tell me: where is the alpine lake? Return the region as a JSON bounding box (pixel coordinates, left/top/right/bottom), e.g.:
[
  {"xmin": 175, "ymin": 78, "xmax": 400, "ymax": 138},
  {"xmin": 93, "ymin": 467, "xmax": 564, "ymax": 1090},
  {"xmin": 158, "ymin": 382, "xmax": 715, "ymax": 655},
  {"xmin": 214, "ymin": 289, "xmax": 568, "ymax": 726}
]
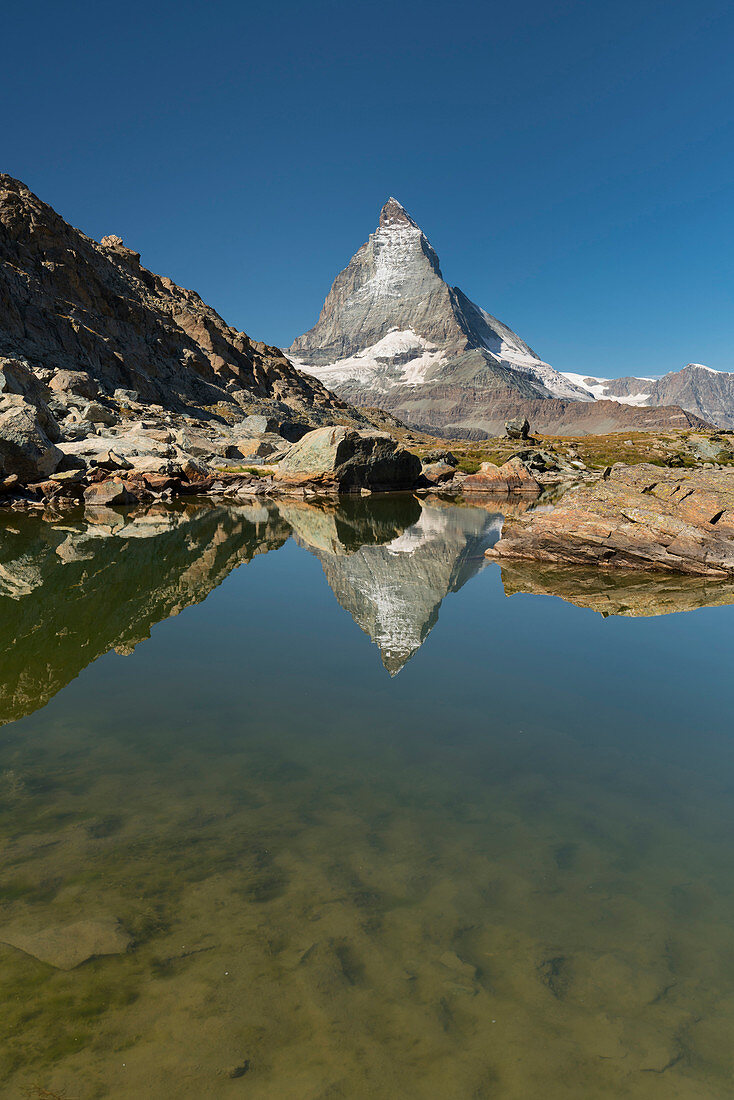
[{"xmin": 0, "ymin": 493, "xmax": 733, "ymax": 1099}]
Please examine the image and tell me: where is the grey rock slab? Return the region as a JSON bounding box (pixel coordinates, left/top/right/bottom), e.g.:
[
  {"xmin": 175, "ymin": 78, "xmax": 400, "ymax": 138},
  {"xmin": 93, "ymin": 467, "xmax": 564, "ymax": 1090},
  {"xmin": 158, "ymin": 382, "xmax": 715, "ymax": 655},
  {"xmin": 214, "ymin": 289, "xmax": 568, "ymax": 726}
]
[{"xmin": 278, "ymin": 426, "xmax": 421, "ymax": 490}]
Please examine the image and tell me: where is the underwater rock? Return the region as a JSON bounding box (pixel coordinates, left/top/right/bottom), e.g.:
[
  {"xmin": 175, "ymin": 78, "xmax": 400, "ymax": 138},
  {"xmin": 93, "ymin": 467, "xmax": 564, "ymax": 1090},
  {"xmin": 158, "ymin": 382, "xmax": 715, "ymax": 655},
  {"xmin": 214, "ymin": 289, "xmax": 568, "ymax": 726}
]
[{"xmin": 0, "ymin": 917, "xmax": 131, "ymax": 969}]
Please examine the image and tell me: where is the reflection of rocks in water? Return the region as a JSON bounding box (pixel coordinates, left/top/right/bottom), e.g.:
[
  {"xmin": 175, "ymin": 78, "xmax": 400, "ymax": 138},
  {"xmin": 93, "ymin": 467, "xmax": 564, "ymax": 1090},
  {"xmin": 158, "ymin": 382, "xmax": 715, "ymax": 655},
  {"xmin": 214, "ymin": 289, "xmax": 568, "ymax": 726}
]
[
  {"xmin": 498, "ymin": 560, "xmax": 734, "ymax": 617},
  {"xmin": 286, "ymin": 499, "xmax": 501, "ymax": 674},
  {"xmin": 277, "ymin": 494, "xmax": 421, "ymax": 557},
  {"xmin": 0, "ymin": 497, "xmax": 500, "ymax": 722},
  {"xmin": 0, "ymin": 503, "xmax": 290, "ymax": 725}
]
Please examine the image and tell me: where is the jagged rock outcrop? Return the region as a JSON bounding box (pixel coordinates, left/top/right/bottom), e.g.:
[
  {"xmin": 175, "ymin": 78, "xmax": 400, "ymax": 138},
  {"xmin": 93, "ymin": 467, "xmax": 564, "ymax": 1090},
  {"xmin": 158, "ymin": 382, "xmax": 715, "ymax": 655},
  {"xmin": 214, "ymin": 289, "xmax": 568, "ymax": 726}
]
[
  {"xmin": 488, "ymin": 465, "xmax": 734, "ymax": 575},
  {"xmin": 288, "ymin": 199, "xmax": 711, "ymax": 438},
  {"xmin": 0, "ymin": 174, "xmax": 372, "ymax": 491},
  {"xmin": 563, "ymin": 364, "xmax": 734, "ymax": 429}
]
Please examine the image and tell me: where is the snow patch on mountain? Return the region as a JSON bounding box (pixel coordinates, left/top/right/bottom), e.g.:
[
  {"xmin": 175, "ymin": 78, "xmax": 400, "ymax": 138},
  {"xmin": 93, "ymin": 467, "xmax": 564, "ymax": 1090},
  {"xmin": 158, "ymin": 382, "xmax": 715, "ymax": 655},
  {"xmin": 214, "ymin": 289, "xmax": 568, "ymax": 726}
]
[
  {"xmin": 358, "ymin": 225, "xmax": 428, "ymax": 301},
  {"xmin": 489, "ymin": 355, "xmax": 594, "ymax": 401},
  {"xmin": 291, "ymin": 328, "xmax": 446, "ymax": 392},
  {"xmin": 561, "ymin": 372, "xmax": 654, "ymax": 406}
]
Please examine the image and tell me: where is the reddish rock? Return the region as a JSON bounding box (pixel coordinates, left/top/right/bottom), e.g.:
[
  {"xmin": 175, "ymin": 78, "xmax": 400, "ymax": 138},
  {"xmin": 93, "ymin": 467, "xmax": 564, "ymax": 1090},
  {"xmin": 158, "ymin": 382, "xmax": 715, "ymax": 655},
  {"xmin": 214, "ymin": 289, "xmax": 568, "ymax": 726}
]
[
  {"xmin": 420, "ymin": 461, "xmax": 456, "ymax": 485},
  {"xmin": 463, "ymin": 457, "xmax": 541, "ymax": 494},
  {"xmin": 488, "ymin": 464, "xmax": 734, "ymax": 576},
  {"xmin": 83, "ymin": 477, "xmax": 138, "ymax": 506},
  {"xmin": 142, "ymin": 473, "xmax": 178, "ymax": 493}
]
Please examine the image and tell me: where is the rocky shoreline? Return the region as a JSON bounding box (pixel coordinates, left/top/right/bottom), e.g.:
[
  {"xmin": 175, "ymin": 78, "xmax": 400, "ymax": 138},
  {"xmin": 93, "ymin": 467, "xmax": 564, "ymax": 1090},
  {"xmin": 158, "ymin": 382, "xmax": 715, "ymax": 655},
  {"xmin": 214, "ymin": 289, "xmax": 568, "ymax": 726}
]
[
  {"xmin": 4, "ymin": 389, "xmax": 734, "ymax": 590},
  {"xmin": 2, "ymin": 172, "xmax": 733, "ymax": 580},
  {"xmin": 487, "ymin": 464, "xmax": 734, "ymax": 576}
]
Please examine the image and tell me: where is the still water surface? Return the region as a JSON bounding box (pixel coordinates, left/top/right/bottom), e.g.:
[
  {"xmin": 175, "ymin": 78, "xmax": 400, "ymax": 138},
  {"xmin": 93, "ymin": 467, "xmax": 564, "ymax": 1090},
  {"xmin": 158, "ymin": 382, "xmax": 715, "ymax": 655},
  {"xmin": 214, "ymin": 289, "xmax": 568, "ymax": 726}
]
[{"xmin": 0, "ymin": 496, "xmax": 733, "ymax": 1098}]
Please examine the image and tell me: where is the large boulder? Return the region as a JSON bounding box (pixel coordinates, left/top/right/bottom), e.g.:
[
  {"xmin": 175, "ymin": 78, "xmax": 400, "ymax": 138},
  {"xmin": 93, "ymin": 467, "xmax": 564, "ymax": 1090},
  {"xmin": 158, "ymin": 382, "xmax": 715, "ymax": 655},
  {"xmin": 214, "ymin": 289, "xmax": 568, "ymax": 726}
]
[
  {"xmin": 505, "ymin": 417, "xmax": 530, "ymax": 440},
  {"xmin": 463, "ymin": 457, "xmax": 541, "ymax": 494},
  {"xmin": 488, "ymin": 464, "xmax": 734, "ymax": 576},
  {"xmin": 0, "ymin": 356, "xmax": 60, "ymax": 441},
  {"xmin": 0, "ymin": 399, "xmax": 62, "ymax": 481},
  {"xmin": 82, "ymin": 401, "xmax": 117, "ymax": 426},
  {"xmin": 276, "ymin": 426, "xmax": 421, "ymax": 491},
  {"xmin": 420, "ymin": 460, "xmax": 457, "ymax": 485},
  {"xmin": 241, "ymin": 414, "xmax": 310, "ymax": 443},
  {"xmin": 228, "ymin": 433, "xmax": 291, "ymax": 460},
  {"xmin": 48, "ymin": 369, "xmax": 99, "ymax": 402}
]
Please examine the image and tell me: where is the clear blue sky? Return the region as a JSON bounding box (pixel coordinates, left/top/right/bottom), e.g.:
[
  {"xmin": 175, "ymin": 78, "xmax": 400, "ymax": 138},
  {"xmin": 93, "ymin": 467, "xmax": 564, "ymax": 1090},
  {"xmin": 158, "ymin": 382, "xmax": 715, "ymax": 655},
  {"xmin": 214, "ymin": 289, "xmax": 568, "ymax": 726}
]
[{"xmin": 5, "ymin": 0, "xmax": 733, "ymax": 377}]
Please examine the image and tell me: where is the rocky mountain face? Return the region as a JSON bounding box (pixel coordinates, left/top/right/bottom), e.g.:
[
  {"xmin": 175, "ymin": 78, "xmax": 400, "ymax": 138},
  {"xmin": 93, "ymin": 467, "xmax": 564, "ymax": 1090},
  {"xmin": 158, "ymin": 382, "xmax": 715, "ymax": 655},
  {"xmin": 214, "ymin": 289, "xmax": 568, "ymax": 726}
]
[
  {"xmin": 288, "ymin": 199, "xmax": 709, "ymax": 438},
  {"xmin": 0, "ymin": 175, "xmax": 373, "ymax": 486},
  {"xmin": 562, "ymin": 364, "xmax": 734, "ymax": 429}
]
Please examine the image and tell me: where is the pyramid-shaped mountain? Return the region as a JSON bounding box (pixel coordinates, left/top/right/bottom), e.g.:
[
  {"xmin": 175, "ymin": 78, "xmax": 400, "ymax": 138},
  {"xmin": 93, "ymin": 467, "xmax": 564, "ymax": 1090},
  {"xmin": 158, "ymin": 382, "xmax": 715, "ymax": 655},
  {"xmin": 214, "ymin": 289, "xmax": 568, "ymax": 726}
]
[{"xmin": 289, "ymin": 199, "xmax": 708, "ymax": 437}]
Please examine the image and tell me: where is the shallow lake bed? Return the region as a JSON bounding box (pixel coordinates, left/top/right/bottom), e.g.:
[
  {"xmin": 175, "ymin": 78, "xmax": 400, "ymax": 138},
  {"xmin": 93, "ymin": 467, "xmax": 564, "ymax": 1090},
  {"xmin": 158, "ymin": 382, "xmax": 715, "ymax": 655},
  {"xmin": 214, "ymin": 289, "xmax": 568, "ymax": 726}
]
[{"xmin": 0, "ymin": 498, "xmax": 733, "ymax": 1098}]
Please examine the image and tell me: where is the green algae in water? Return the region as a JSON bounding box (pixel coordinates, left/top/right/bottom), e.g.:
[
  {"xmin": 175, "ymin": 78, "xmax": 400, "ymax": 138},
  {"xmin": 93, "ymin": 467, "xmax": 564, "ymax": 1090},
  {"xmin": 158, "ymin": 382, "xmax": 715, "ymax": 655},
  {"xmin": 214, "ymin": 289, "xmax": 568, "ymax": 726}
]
[{"xmin": 0, "ymin": 499, "xmax": 733, "ymax": 1098}]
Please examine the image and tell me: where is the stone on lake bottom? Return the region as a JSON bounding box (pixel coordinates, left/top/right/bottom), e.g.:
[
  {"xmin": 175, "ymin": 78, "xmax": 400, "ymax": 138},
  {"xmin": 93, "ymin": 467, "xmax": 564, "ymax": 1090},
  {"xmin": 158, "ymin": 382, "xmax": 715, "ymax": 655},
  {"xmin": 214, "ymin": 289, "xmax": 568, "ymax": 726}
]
[{"xmin": 0, "ymin": 917, "xmax": 131, "ymax": 970}]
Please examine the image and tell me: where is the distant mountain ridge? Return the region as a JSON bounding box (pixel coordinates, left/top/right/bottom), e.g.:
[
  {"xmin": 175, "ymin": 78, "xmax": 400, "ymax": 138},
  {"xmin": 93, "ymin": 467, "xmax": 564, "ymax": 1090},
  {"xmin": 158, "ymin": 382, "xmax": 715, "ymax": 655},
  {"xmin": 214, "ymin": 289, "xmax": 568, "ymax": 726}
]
[
  {"xmin": 562, "ymin": 364, "xmax": 734, "ymax": 429},
  {"xmin": 289, "ymin": 199, "xmax": 711, "ymax": 437}
]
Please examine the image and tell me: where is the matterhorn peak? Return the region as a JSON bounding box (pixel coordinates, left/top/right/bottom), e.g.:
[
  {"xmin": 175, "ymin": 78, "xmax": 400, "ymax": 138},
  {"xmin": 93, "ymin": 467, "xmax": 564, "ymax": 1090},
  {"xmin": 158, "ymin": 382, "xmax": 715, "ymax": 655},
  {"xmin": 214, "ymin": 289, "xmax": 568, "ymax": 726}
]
[
  {"xmin": 378, "ymin": 197, "xmax": 416, "ymax": 229},
  {"xmin": 288, "ymin": 198, "xmax": 600, "ymax": 434}
]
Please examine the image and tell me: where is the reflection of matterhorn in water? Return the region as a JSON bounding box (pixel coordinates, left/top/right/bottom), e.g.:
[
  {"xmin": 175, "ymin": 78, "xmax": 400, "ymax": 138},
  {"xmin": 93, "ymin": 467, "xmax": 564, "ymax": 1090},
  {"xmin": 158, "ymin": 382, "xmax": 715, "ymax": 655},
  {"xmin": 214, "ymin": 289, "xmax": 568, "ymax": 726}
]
[{"xmin": 284, "ymin": 500, "xmax": 502, "ymax": 674}]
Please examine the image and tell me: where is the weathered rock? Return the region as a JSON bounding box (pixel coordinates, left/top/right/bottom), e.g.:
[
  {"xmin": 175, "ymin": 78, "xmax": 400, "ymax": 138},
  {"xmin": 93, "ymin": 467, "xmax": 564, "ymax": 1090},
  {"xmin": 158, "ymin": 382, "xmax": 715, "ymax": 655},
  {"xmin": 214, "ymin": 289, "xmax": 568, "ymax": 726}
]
[
  {"xmin": 95, "ymin": 449, "xmax": 134, "ymax": 472},
  {"xmin": 488, "ymin": 464, "xmax": 734, "ymax": 575},
  {"xmin": 82, "ymin": 401, "xmax": 117, "ymax": 426},
  {"xmin": 48, "ymin": 468, "xmax": 85, "ymax": 484},
  {"xmin": 420, "ymin": 461, "xmax": 457, "ymax": 485},
  {"xmin": 241, "ymin": 414, "xmax": 310, "ymax": 442},
  {"xmin": 277, "ymin": 426, "xmax": 421, "ymax": 491},
  {"xmin": 114, "ymin": 386, "xmax": 140, "ymax": 404},
  {"xmin": 516, "ymin": 448, "xmax": 582, "ymax": 476},
  {"xmin": 0, "ymin": 400, "xmax": 62, "ymax": 480},
  {"xmin": 179, "ymin": 455, "xmax": 210, "ymax": 481},
  {"xmin": 505, "ymin": 417, "xmax": 530, "ymax": 440},
  {"xmin": 48, "ymin": 369, "xmax": 98, "ymax": 402},
  {"xmin": 463, "ymin": 457, "xmax": 541, "ymax": 494},
  {"xmin": 227, "ymin": 435, "xmax": 285, "ymax": 460},
  {"xmin": 0, "ymin": 356, "xmax": 60, "ymax": 440},
  {"xmin": 84, "ymin": 477, "xmax": 138, "ymax": 506},
  {"xmin": 422, "ymin": 450, "xmax": 457, "ymax": 467}
]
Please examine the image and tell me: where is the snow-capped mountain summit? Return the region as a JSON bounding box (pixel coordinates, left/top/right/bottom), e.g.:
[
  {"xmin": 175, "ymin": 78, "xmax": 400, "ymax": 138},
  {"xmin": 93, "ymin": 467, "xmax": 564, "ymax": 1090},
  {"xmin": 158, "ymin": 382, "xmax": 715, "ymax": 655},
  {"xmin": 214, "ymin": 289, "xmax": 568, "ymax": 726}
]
[
  {"xmin": 288, "ymin": 200, "xmax": 705, "ymax": 437},
  {"xmin": 289, "ymin": 197, "xmax": 591, "ymax": 410}
]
